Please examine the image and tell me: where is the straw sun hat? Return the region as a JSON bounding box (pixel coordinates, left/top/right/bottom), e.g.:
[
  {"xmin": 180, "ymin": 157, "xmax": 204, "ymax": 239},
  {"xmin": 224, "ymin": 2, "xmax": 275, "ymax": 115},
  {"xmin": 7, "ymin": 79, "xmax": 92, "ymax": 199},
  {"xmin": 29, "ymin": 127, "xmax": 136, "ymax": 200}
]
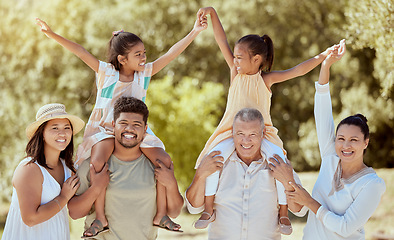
[{"xmin": 26, "ymin": 103, "xmax": 85, "ymax": 139}]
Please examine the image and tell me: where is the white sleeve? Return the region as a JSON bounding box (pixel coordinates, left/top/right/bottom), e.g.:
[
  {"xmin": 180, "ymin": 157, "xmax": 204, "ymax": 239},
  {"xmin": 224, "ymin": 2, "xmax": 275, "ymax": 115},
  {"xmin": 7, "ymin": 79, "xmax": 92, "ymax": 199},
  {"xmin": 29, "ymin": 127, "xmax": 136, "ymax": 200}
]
[
  {"xmin": 184, "ymin": 190, "xmax": 205, "ymax": 214},
  {"xmin": 314, "ymin": 82, "xmax": 337, "ymax": 159},
  {"xmin": 316, "ymin": 178, "xmax": 386, "ymax": 237},
  {"xmin": 289, "ymin": 170, "xmax": 309, "ymax": 217}
]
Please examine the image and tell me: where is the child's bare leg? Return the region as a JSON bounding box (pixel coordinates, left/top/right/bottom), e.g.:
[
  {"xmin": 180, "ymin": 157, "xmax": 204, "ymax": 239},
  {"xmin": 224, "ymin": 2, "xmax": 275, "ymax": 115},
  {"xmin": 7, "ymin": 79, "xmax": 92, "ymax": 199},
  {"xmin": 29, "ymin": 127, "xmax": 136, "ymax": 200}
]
[
  {"xmin": 279, "ymin": 204, "xmax": 290, "ymax": 224},
  {"xmin": 199, "ymin": 195, "xmax": 215, "ymax": 220},
  {"xmin": 194, "ymin": 195, "xmax": 216, "ymax": 229},
  {"xmin": 83, "ymin": 138, "xmax": 114, "ymax": 237},
  {"xmin": 279, "ymin": 204, "xmax": 292, "ymax": 235},
  {"xmin": 142, "ymin": 147, "xmax": 180, "ymax": 230}
]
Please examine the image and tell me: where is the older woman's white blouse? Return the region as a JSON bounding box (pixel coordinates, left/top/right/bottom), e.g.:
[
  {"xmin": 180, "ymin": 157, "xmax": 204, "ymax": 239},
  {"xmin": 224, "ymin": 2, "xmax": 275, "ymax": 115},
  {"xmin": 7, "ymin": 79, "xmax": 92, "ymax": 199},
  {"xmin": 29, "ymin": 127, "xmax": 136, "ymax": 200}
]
[{"xmin": 302, "ymin": 82, "xmax": 386, "ymax": 239}]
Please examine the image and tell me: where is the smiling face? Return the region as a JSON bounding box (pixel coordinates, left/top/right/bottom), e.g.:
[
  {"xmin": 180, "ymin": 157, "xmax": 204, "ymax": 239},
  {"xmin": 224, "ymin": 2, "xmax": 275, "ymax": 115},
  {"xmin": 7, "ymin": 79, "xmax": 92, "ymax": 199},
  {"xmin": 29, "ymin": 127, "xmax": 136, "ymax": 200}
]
[
  {"xmin": 233, "ymin": 43, "xmax": 262, "ymax": 75},
  {"xmin": 232, "ymin": 118, "xmax": 264, "ymax": 164},
  {"xmin": 120, "ymin": 41, "xmax": 147, "ymax": 72},
  {"xmin": 43, "ymin": 118, "xmax": 73, "ymax": 152},
  {"xmin": 335, "ymin": 124, "xmax": 369, "ymax": 164},
  {"xmin": 114, "ymin": 112, "xmax": 147, "ymax": 149}
]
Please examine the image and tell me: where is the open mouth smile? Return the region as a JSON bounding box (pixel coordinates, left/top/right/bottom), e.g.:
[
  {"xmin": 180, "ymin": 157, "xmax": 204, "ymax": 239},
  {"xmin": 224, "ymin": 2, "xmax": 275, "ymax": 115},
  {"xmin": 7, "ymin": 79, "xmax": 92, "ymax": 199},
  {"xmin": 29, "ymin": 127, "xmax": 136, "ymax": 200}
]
[
  {"xmin": 122, "ymin": 133, "xmax": 137, "ymax": 140},
  {"xmin": 241, "ymin": 144, "xmax": 252, "ymax": 149},
  {"xmin": 341, "ymin": 150, "xmax": 354, "ymax": 157}
]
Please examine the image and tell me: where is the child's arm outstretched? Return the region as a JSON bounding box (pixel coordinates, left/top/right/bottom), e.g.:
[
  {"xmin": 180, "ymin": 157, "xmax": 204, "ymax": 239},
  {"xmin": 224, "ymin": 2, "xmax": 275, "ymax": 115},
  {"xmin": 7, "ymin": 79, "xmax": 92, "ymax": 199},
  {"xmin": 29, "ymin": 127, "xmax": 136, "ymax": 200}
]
[
  {"xmin": 198, "ymin": 7, "xmax": 234, "ymax": 71},
  {"xmin": 36, "ymin": 18, "xmax": 99, "ymax": 72},
  {"xmin": 263, "ymin": 41, "xmax": 342, "ymax": 88},
  {"xmin": 151, "ymin": 14, "xmax": 207, "ymax": 76},
  {"xmin": 318, "ymin": 39, "xmax": 346, "ymax": 85},
  {"xmin": 287, "ymin": 40, "xmax": 346, "ymax": 215}
]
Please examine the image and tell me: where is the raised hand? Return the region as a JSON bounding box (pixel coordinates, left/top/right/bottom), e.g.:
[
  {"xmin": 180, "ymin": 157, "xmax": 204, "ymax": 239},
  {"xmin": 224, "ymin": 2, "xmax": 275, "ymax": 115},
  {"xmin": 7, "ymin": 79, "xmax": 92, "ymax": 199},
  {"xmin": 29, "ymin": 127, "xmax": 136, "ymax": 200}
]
[
  {"xmin": 323, "ymin": 39, "xmax": 346, "ymax": 67},
  {"xmin": 338, "ymin": 39, "xmax": 346, "ymax": 56},
  {"xmin": 321, "ymin": 42, "xmax": 340, "ymax": 58},
  {"xmin": 197, "ymin": 7, "xmax": 213, "ymax": 20},
  {"xmin": 193, "ymin": 12, "xmax": 208, "ymax": 33},
  {"xmin": 35, "ymin": 18, "xmax": 54, "ymax": 38}
]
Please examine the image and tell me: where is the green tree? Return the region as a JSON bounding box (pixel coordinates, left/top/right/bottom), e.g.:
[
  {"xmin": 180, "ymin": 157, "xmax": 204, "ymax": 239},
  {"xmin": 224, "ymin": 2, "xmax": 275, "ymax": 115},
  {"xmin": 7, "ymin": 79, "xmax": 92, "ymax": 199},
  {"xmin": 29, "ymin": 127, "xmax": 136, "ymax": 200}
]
[
  {"xmin": 146, "ymin": 77, "xmax": 225, "ymax": 187},
  {"xmin": 344, "ymin": 0, "xmax": 394, "ymax": 97}
]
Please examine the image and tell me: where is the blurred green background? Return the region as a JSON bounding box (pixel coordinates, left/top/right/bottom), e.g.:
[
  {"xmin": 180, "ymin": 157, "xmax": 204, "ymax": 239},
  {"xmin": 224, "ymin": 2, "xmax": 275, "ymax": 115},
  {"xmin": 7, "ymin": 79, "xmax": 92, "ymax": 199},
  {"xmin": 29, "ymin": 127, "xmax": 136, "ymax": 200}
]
[{"xmin": 0, "ymin": 0, "xmax": 393, "ymax": 238}]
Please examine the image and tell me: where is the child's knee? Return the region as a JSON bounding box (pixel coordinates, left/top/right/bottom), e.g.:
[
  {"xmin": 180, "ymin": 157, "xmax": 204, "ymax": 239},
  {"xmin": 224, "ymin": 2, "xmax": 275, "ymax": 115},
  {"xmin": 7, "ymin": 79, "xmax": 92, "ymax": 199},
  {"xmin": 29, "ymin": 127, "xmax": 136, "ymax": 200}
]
[
  {"xmin": 90, "ymin": 157, "xmax": 107, "ymax": 171},
  {"xmin": 158, "ymin": 153, "xmax": 172, "ymax": 168},
  {"xmin": 142, "ymin": 147, "xmax": 172, "ymax": 168}
]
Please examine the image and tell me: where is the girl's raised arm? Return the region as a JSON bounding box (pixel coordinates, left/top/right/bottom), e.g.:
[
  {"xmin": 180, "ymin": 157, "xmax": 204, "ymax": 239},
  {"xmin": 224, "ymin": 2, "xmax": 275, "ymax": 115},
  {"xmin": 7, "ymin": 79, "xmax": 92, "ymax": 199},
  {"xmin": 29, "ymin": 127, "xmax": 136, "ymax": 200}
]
[
  {"xmin": 263, "ymin": 40, "xmax": 344, "ymax": 89},
  {"xmin": 318, "ymin": 40, "xmax": 346, "ymax": 86},
  {"xmin": 36, "ymin": 18, "xmax": 99, "ymax": 73},
  {"xmin": 151, "ymin": 14, "xmax": 207, "ymax": 76},
  {"xmin": 198, "ymin": 7, "xmax": 234, "ymax": 71}
]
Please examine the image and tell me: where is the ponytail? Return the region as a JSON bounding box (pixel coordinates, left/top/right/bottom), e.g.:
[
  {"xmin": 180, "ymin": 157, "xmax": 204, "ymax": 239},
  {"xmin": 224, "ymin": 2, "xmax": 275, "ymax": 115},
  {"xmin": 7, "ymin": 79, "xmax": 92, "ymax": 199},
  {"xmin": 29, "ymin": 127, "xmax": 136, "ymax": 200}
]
[
  {"xmin": 261, "ymin": 35, "xmax": 274, "ymax": 72},
  {"xmin": 236, "ymin": 34, "xmax": 275, "ymax": 72}
]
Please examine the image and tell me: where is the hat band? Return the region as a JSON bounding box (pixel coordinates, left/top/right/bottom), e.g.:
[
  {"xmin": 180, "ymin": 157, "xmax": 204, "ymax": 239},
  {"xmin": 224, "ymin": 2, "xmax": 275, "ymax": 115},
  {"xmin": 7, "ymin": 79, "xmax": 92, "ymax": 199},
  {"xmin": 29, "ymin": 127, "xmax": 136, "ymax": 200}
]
[{"xmin": 37, "ymin": 111, "xmax": 68, "ymax": 121}]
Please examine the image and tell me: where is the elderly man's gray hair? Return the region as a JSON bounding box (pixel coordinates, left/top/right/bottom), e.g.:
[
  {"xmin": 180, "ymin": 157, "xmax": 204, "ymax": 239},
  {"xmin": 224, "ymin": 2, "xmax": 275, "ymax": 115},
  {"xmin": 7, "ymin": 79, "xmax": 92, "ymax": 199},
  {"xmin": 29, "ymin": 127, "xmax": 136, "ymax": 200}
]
[{"xmin": 234, "ymin": 108, "xmax": 265, "ymax": 129}]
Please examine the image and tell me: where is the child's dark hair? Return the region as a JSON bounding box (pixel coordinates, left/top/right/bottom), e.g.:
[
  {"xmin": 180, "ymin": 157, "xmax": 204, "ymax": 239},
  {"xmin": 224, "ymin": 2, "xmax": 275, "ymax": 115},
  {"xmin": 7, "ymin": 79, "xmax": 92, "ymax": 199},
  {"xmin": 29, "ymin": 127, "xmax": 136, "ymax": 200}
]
[
  {"xmin": 236, "ymin": 34, "xmax": 274, "ymax": 72},
  {"xmin": 114, "ymin": 97, "xmax": 149, "ymax": 124},
  {"xmin": 107, "ymin": 31, "xmax": 143, "ymax": 71}
]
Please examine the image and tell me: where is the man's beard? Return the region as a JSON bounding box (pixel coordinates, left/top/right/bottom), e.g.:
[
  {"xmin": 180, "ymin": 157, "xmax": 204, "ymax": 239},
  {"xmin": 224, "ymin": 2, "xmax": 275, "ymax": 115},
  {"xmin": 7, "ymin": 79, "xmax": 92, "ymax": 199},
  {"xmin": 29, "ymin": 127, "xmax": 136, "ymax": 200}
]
[
  {"xmin": 118, "ymin": 140, "xmax": 139, "ymax": 149},
  {"xmin": 116, "ymin": 133, "xmax": 140, "ymax": 148}
]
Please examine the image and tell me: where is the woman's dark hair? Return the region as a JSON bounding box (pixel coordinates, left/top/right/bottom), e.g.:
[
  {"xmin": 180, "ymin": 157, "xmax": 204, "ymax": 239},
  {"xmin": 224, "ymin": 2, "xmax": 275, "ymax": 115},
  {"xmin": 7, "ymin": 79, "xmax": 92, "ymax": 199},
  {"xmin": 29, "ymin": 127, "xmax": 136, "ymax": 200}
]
[
  {"xmin": 236, "ymin": 34, "xmax": 274, "ymax": 72},
  {"xmin": 107, "ymin": 32, "xmax": 143, "ymax": 71},
  {"xmin": 336, "ymin": 114, "xmax": 370, "ymax": 140},
  {"xmin": 26, "ymin": 121, "xmax": 76, "ymax": 173}
]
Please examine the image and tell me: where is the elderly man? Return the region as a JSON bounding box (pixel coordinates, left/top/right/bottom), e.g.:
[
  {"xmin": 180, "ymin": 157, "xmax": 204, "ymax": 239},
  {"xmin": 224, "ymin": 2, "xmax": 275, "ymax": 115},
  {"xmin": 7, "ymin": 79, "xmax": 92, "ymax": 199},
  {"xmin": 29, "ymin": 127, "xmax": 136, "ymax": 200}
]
[
  {"xmin": 186, "ymin": 108, "xmax": 302, "ymax": 240},
  {"xmin": 68, "ymin": 97, "xmax": 184, "ymax": 239}
]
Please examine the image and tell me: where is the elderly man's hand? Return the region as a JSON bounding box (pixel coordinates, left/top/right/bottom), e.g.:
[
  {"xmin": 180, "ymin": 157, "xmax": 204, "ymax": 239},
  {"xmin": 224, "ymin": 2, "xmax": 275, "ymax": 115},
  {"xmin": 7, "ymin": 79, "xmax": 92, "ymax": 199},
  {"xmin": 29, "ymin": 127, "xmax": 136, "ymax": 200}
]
[
  {"xmin": 155, "ymin": 160, "xmax": 177, "ymax": 188},
  {"xmin": 196, "ymin": 151, "xmax": 224, "ymax": 179},
  {"xmin": 268, "ymin": 154, "xmax": 295, "ymax": 189}
]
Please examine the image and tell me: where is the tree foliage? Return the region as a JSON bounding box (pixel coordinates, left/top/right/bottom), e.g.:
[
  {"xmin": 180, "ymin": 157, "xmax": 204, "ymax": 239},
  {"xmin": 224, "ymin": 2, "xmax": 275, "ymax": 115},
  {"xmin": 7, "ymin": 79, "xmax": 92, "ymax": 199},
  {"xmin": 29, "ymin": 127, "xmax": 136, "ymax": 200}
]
[
  {"xmin": 344, "ymin": 0, "xmax": 394, "ymax": 97},
  {"xmin": 146, "ymin": 77, "xmax": 225, "ymax": 187},
  {"xmin": 0, "ymin": 0, "xmax": 393, "ymax": 204}
]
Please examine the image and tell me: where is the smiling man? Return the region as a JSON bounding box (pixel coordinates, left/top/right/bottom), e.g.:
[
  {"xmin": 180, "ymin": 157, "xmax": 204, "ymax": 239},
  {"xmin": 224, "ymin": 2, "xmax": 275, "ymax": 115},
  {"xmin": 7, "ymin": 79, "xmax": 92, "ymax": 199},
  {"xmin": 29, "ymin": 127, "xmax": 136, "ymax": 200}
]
[
  {"xmin": 185, "ymin": 108, "xmax": 302, "ymax": 240},
  {"xmin": 68, "ymin": 97, "xmax": 183, "ymax": 240}
]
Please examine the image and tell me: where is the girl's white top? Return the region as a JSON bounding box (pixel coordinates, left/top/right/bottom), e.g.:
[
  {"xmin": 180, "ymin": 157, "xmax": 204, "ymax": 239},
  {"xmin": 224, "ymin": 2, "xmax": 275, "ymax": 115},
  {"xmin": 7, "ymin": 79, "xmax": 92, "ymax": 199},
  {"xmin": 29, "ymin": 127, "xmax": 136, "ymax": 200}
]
[
  {"xmin": 2, "ymin": 158, "xmax": 71, "ymax": 240},
  {"xmin": 302, "ymin": 82, "xmax": 386, "ymax": 239}
]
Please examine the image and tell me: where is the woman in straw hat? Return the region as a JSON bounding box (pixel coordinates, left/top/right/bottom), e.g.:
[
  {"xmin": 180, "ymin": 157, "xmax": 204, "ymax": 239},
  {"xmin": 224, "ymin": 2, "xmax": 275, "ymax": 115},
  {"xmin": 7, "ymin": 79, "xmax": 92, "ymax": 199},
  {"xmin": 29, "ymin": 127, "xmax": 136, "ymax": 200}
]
[{"xmin": 2, "ymin": 103, "xmax": 85, "ymax": 240}]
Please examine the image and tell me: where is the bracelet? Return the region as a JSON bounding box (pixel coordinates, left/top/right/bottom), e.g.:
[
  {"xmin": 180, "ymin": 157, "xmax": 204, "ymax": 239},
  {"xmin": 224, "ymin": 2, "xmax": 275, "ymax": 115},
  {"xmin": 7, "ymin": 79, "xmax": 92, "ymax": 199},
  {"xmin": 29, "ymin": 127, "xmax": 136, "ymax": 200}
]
[{"xmin": 54, "ymin": 199, "xmax": 62, "ymax": 211}]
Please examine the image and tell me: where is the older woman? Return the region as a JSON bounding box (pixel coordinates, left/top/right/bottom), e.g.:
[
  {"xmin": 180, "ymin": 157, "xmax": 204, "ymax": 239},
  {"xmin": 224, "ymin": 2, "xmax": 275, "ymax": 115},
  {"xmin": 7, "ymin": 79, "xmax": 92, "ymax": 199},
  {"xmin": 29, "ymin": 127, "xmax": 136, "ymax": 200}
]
[
  {"xmin": 2, "ymin": 103, "xmax": 85, "ymax": 240},
  {"xmin": 269, "ymin": 41, "xmax": 386, "ymax": 239}
]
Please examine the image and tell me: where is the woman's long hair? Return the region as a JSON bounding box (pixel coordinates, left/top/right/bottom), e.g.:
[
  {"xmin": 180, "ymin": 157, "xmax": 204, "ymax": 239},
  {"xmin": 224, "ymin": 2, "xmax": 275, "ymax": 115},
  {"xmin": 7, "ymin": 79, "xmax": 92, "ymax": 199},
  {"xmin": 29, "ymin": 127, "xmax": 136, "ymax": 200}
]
[{"xmin": 26, "ymin": 121, "xmax": 76, "ymax": 173}]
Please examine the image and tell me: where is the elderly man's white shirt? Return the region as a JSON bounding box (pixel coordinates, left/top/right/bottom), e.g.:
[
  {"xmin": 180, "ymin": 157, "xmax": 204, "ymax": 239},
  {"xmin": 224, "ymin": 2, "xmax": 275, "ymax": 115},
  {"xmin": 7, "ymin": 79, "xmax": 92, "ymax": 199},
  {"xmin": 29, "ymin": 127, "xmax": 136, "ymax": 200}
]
[{"xmin": 187, "ymin": 139, "xmax": 282, "ymax": 240}]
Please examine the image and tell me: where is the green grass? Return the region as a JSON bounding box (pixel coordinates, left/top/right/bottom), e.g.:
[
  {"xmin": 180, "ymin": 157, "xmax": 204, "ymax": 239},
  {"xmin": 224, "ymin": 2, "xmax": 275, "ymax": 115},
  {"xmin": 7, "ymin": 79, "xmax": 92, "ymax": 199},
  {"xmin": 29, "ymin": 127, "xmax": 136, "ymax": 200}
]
[{"xmin": 1, "ymin": 169, "xmax": 393, "ymax": 239}]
